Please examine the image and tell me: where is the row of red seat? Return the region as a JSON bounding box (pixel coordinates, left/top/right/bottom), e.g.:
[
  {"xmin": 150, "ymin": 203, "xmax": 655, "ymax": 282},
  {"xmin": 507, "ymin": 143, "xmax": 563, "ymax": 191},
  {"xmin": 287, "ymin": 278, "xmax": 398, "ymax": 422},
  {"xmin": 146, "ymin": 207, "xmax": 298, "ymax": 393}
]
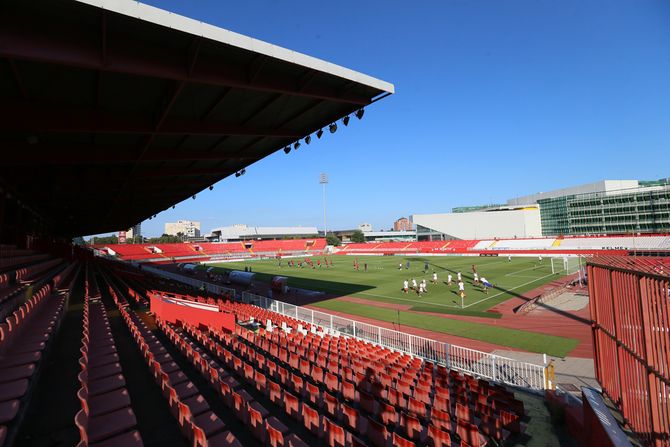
[
  {"xmin": 0, "ymin": 281, "xmax": 66, "ymax": 445},
  {"xmin": 229, "ymin": 326, "xmax": 491, "ymax": 446},
  {"xmin": 154, "ymin": 291, "xmax": 525, "ymax": 435},
  {"xmin": 104, "ymin": 265, "xmax": 531, "ymax": 446},
  {"xmin": 0, "ymin": 252, "xmax": 50, "ymax": 270},
  {"xmin": 74, "ymin": 272, "xmax": 142, "ymax": 446},
  {"xmin": 250, "ymin": 329, "xmax": 523, "ymax": 445},
  {"xmin": 165, "ymin": 290, "xmax": 525, "ymax": 446},
  {"xmin": 100, "ymin": 239, "xmax": 328, "ymax": 261},
  {"xmin": 338, "ymin": 240, "xmax": 480, "ymax": 254},
  {"xmin": 53, "ymin": 262, "xmax": 81, "ymax": 292},
  {"xmin": 85, "ymin": 264, "xmax": 101, "ymax": 300},
  {"xmin": 158, "ymin": 318, "xmax": 308, "ymax": 446},
  {"xmin": 1, "ymin": 258, "xmax": 63, "ymax": 306},
  {"xmin": 195, "ymin": 322, "xmax": 437, "ymax": 447},
  {"xmin": 14, "ymin": 258, "xmax": 62, "ymax": 282},
  {"xmin": 107, "ymin": 281, "xmax": 242, "ymax": 446}
]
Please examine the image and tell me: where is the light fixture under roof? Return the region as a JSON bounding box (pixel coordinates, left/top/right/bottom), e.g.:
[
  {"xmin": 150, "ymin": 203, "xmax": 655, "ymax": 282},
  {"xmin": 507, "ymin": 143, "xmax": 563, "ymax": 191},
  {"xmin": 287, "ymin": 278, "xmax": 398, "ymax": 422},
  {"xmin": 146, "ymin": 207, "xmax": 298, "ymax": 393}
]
[
  {"xmin": 355, "ymin": 108, "xmax": 365, "ymax": 120},
  {"xmin": 329, "ymin": 123, "xmax": 337, "ymax": 134},
  {"xmin": 284, "ymin": 146, "xmax": 291, "ymax": 154},
  {"xmin": 316, "ymin": 129, "xmax": 324, "ymax": 139},
  {"xmin": 304, "ymin": 135, "xmax": 311, "ymax": 145},
  {"xmin": 294, "ymin": 141, "xmax": 301, "ymax": 150},
  {"xmin": 342, "ymin": 116, "xmax": 350, "ymax": 126}
]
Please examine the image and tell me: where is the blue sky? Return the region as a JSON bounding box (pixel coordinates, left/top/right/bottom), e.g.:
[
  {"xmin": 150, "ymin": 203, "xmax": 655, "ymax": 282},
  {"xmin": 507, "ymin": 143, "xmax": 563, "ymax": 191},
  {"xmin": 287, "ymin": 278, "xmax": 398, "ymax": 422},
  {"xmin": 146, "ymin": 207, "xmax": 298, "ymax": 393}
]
[{"xmin": 114, "ymin": 0, "xmax": 670, "ymax": 237}]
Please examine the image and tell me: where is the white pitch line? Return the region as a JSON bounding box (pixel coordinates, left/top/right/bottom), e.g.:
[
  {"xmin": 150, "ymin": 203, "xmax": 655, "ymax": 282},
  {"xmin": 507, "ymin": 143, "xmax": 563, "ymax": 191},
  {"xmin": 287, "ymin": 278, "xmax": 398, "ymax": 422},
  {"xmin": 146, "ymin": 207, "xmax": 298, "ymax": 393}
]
[
  {"xmin": 504, "ymin": 265, "xmax": 547, "ymax": 277},
  {"xmin": 462, "ymin": 271, "xmax": 557, "ymax": 308},
  {"xmin": 358, "ymin": 292, "xmax": 464, "ymax": 309}
]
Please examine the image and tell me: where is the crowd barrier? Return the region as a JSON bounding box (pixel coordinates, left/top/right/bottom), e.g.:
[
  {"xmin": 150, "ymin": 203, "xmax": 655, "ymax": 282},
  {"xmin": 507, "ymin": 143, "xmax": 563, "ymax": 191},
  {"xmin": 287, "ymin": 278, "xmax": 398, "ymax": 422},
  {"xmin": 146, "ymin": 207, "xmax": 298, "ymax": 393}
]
[
  {"xmin": 140, "ymin": 265, "xmax": 548, "ymax": 390},
  {"xmin": 241, "ymin": 291, "xmax": 547, "ymax": 390}
]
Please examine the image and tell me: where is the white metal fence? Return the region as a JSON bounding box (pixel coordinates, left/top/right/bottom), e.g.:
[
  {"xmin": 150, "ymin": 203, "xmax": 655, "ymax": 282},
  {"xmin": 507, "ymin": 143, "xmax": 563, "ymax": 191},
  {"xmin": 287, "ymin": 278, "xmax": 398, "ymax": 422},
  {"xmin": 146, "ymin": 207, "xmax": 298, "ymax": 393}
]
[
  {"xmin": 240, "ymin": 291, "xmax": 547, "ymax": 390},
  {"xmin": 141, "ymin": 265, "xmax": 547, "ymax": 390}
]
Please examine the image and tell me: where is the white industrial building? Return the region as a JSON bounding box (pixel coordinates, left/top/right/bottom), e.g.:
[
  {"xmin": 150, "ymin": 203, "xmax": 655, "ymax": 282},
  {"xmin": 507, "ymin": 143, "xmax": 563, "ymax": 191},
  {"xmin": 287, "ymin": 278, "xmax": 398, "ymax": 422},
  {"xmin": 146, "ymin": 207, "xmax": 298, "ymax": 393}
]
[
  {"xmin": 412, "ymin": 206, "xmax": 542, "ymax": 240},
  {"xmin": 206, "ymin": 224, "xmax": 318, "ymax": 242},
  {"xmin": 506, "ymin": 180, "xmax": 639, "ymax": 206}
]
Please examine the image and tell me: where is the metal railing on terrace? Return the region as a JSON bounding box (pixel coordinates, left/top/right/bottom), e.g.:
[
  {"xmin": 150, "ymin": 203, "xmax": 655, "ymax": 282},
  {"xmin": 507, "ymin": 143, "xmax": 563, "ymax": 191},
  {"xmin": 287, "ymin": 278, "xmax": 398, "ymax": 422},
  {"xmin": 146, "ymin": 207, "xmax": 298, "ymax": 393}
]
[
  {"xmin": 143, "ymin": 264, "xmax": 549, "ymax": 390},
  {"xmin": 240, "ymin": 291, "xmax": 548, "ymax": 390}
]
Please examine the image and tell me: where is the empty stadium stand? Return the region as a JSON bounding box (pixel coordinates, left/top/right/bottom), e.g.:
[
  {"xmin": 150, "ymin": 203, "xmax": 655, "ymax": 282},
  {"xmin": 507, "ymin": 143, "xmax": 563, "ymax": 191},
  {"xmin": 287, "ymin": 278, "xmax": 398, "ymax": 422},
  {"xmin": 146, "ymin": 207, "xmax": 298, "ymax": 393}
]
[
  {"xmin": 0, "ymin": 246, "xmax": 77, "ymax": 446},
  {"xmin": 98, "ymin": 239, "xmax": 328, "ymax": 264},
  {"xmin": 84, "ymin": 263, "xmax": 531, "ymax": 447}
]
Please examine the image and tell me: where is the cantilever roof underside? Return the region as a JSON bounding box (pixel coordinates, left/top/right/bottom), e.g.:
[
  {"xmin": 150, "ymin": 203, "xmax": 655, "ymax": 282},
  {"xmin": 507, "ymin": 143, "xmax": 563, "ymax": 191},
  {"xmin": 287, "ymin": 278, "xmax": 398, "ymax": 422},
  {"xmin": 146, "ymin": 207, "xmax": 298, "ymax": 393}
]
[{"xmin": 0, "ymin": 0, "xmax": 393, "ymax": 237}]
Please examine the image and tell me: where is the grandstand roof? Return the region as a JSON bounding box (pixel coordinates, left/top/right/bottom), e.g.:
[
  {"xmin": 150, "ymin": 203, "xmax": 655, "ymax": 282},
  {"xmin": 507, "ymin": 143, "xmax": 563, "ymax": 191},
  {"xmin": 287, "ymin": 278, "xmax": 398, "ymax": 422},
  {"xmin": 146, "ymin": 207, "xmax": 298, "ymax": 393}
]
[{"xmin": 0, "ymin": 0, "xmax": 394, "ymax": 238}]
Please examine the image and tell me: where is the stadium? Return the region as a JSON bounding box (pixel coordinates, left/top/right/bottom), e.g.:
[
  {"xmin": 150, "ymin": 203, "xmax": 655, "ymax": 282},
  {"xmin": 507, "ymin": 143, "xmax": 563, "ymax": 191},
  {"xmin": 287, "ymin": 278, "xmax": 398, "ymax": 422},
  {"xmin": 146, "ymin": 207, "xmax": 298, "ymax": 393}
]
[{"xmin": 0, "ymin": 1, "xmax": 668, "ymax": 447}]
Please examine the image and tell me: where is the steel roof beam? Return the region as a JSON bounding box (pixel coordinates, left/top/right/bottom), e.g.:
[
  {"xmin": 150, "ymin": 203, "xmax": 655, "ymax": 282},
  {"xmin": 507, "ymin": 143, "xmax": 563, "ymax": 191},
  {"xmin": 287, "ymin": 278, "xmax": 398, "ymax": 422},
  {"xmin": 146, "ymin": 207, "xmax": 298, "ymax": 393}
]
[{"xmin": 0, "ymin": 19, "xmax": 371, "ymax": 106}]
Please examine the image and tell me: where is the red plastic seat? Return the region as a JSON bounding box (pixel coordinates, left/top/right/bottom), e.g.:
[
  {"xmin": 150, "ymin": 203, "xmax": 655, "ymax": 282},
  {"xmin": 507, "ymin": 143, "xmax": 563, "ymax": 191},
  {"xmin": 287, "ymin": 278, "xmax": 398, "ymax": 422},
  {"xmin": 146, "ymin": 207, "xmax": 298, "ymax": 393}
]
[
  {"xmin": 366, "ymin": 417, "xmax": 389, "ymax": 447},
  {"xmin": 324, "ymin": 417, "xmax": 346, "ymax": 447},
  {"xmin": 0, "ymin": 400, "xmax": 19, "ymax": 424},
  {"xmin": 414, "ymin": 386, "xmax": 431, "ymax": 405},
  {"xmin": 231, "ymin": 391, "xmax": 249, "ymax": 423},
  {"xmin": 90, "ymin": 429, "xmax": 142, "ymax": 447},
  {"xmin": 499, "ymin": 409, "xmax": 522, "ymax": 434},
  {"xmin": 400, "ymin": 412, "xmax": 424, "ymax": 443},
  {"xmin": 183, "ymin": 394, "xmax": 211, "ymax": 417},
  {"xmin": 290, "ymin": 373, "xmax": 304, "ymax": 396},
  {"xmin": 255, "ymin": 371, "xmax": 267, "ymax": 394},
  {"xmin": 341, "ymin": 402, "xmax": 361, "ymax": 434},
  {"xmin": 247, "ymin": 402, "xmax": 267, "ymax": 442},
  {"xmin": 427, "ymin": 424, "xmax": 451, "ymax": 447},
  {"xmin": 455, "ymin": 403, "xmax": 472, "ymax": 423},
  {"xmin": 430, "ymin": 408, "xmax": 451, "ymax": 432},
  {"xmin": 324, "ymin": 372, "xmax": 339, "ymax": 393},
  {"xmin": 323, "ymin": 391, "xmax": 338, "ymax": 419},
  {"xmin": 173, "ymin": 380, "xmax": 199, "ymax": 401},
  {"xmin": 268, "ymin": 379, "xmax": 283, "ymax": 405},
  {"xmin": 393, "ymin": 432, "xmax": 416, "ymax": 447},
  {"xmin": 342, "ymin": 380, "xmax": 356, "ymax": 403},
  {"xmin": 387, "ymin": 388, "xmax": 406, "ymax": 409},
  {"xmin": 74, "ymin": 406, "xmax": 137, "ymax": 444},
  {"xmin": 379, "ymin": 401, "xmax": 397, "ymax": 427},
  {"xmin": 456, "ymin": 418, "xmax": 486, "ymax": 447},
  {"xmin": 407, "ymin": 397, "xmax": 426, "ymax": 418},
  {"xmin": 479, "ymin": 414, "xmax": 506, "ymax": 443},
  {"xmin": 194, "ymin": 427, "xmax": 242, "ymax": 447},
  {"xmin": 265, "ymin": 416, "xmax": 289, "ymax": 446},
  {"xmin": 0, "ymin": 379, "xmax": 28, "ymax": 401},
  {"xmin": 284, "ymin": 390, "xmax": 300, "ymax": 420},
  {"xmin": 78, "ymin": 386, "xmax": 131, "ymax": 418},
  {"xmin": 311, "ymin": 364, "xmax": 324, "ymax": 384},
  {"xmin": 305, "ymin": 381, "xmax": 320, "ymax": 406},
  {"xmin": 301, "ymin": 403, "xmax": 321, "ymax": 436},
  {"xmin": 0, "ymin": 364, "xmax": 35, "ymax": 383}
]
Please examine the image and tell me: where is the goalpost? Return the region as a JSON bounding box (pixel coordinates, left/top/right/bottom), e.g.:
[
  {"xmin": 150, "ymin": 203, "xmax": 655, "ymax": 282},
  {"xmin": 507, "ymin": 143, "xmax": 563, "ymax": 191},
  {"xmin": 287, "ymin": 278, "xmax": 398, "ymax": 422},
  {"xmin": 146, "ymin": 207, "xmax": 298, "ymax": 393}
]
[{"xmin": 550, "ymin": 256, "xmax": 583, "ymax": 275}]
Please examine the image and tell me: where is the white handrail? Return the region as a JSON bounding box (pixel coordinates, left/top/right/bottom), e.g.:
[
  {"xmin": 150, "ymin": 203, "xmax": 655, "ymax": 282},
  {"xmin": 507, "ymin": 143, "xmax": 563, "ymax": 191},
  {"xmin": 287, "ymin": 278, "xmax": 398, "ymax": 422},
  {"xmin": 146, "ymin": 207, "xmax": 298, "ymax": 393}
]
[
  {"xmin": 240, "ymin": 290, "xmax": 547, "ymax": 390},
  {"xmin": 144, "ymin": 265, "xmax": 546, "ymax": 390}
]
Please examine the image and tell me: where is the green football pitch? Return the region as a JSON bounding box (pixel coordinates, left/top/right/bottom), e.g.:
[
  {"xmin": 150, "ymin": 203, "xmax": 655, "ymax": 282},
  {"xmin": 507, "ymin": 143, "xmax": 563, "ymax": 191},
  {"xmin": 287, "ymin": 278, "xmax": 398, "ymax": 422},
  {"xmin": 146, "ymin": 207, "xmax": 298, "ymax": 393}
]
[
  {"xmin": 205, "ymin": 255, "xmax": 580, "ymax": 357},
  {"xmin": 209, "ymin": 255, "xmax": 559, "ymax": 317}
]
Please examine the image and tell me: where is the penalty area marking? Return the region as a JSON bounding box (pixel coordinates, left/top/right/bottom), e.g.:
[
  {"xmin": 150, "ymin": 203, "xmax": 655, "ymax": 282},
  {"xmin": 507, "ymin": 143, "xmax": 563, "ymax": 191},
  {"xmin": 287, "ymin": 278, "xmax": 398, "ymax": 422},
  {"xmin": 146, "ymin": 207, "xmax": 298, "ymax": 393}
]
[
  {"xmin": 462, "ymin": 271, "xmax": 557, "ymax": 308},
  {"xmin": 358, "ymin": 292, "xmax": 464, "ymax": 309},
  {"xmin": 504, "ymin": 265, "xmax": 552, "ymax": 277}
]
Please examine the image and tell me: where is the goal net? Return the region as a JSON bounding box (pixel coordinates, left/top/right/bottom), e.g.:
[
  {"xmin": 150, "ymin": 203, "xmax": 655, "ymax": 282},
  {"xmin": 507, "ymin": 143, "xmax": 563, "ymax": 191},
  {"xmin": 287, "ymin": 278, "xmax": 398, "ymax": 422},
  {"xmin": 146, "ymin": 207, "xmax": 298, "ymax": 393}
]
[{"xmin": 551, "ymin": 256, "xmax": 583, "ymax": 275}]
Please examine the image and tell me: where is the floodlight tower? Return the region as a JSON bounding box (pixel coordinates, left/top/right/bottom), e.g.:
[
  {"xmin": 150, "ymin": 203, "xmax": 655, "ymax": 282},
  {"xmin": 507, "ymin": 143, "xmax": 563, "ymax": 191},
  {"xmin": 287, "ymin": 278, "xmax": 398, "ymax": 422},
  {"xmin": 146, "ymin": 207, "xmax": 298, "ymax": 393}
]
[{"xmin": 319, "ymin": 173, "xmax": 329, "ymax": 237}]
